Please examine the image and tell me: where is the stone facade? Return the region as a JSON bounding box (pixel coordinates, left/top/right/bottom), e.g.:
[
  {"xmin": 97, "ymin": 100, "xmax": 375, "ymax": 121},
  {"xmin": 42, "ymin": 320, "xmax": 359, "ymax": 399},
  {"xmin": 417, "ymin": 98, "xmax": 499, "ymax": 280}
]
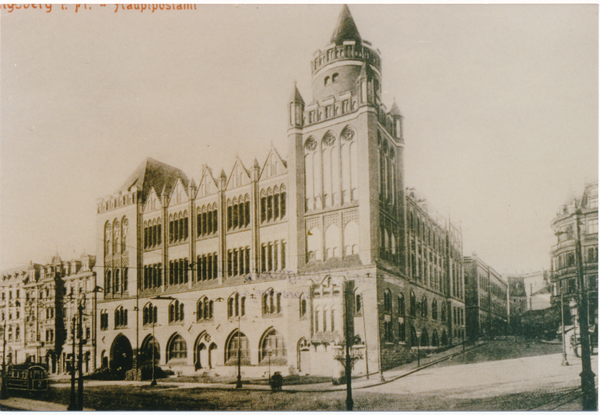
[
  {"xmin": 94, "ymin": 5, "xmax": 466, "ymax": 379},
  {"xmin": 550, "ymin": 181, "xmax": 598, "ymax": 328},
  {"xmin": 464, "ymin": 255, "xmax": 509, "ymax": 340}
]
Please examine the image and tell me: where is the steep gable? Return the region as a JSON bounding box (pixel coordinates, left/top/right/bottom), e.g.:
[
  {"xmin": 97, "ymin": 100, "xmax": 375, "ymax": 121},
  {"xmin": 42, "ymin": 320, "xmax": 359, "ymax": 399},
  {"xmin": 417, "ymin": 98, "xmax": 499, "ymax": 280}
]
[
  {"xmin": 226, "ymin": 157, "xmax": 251, "ymax": 190},
  {"xmin": 260, "ymin": 146, "xmax": 288, "ymax": 180}
]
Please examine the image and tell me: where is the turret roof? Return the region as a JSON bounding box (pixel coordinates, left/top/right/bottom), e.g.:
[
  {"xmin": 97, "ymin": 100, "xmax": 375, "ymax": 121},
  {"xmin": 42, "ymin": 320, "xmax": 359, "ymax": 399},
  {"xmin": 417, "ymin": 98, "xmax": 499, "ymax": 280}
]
[
  {"xmin": 330, "ymin": 5, "xmax": 362, "ymax": 46},
  {"xmin": 289, "ymin": 82, "xmax": 304, "ymax": 104},
  {"xmin": 390, "ymin": 100, "xmax": 402, "ymax": 116}
]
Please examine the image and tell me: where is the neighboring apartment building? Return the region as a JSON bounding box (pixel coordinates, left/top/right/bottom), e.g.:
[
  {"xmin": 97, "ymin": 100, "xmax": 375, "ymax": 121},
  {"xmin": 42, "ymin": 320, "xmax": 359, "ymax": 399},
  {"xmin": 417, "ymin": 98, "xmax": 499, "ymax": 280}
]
[
  {"xmin": 550, "ymin": 181, "xmax": 598, "ymax": 327},
  {"xmin": 1, "ymin": 254, "xmax": 97, "ymax": 375},
  {"xmin": 464, "ymin": 254, "xmax": 509, "ymax": 340},
  {"xmin": 95, "ymin": 6, "xmax": 466, "ymax": 379}
]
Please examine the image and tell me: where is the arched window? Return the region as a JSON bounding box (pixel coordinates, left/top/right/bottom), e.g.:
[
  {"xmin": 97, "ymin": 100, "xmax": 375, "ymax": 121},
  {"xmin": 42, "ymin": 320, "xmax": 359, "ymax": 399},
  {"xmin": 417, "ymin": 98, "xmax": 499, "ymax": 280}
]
[
  {"xmin": 114, "ymin": 306, "xmax": 127, "ymax": 328},
  {"xmin": 104, "ymin": 222, "xmax": 111, "ymax": 257},
  {"xmin": 398, "ymin": 293, "xmax": 405, "ymax": 316},
  {"xmin": 411, "ymin": 326, "xmax": 417, "ymax": 347},
  {"xmin": 260, "ymin": 328, "xmax": 287, "ymax": 364},
  {"xmin": 299, "ymin": 294, "xmax": 307, "ymax": 318},
  {"xmin": 143, "ymin": 303, "xmax": 157, "ymax": 326},
  {"xmin": 432, "ymin": 299, "xmax": 438, "ymax": 320},
  {"xmin": 169, "ymin": 300, "xmax": 184, "ymax": 323},
  {"xmin": 355, "ymin": 292, "xmax": 362, "ymax": 315},
  {"xmin": 410, "ymin": 290, "xmax": 416, "ymax": 317},
  {"xmin": 421, "ymin": 295, "xmax": 428, "ymax": 318},
  {"xmin": 226, "ymin": 330, "xmax": 249, "ymax": 364},
  {"xmin": 383, "ymin": 289, "xmax": 392, "ymax": 313},
  {"xmin": 262, "ymin": 289, "xmax": 280, "ymax": 316},
  {"xmin": 167, "ymin": 334, "xmax": 187, "ymax": 361}
]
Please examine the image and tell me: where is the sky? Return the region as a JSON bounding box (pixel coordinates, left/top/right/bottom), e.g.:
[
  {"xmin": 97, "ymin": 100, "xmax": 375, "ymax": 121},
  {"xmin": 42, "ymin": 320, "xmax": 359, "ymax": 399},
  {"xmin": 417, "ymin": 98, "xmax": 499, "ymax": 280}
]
[{"xmin": 1, "ymin": 4, "xmax": 597, "ymax": 275}]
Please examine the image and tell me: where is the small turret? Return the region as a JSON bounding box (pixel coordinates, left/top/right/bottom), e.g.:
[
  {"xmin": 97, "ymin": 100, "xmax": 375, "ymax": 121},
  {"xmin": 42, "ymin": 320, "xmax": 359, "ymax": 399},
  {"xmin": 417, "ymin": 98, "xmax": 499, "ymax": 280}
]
[
  {"xmin": 289, "ymin": 82, "xmax": 305, "ymax": 128},
  {"xmin": 390, "ymin": 99, "xmax": 403, "ymax": 140}
]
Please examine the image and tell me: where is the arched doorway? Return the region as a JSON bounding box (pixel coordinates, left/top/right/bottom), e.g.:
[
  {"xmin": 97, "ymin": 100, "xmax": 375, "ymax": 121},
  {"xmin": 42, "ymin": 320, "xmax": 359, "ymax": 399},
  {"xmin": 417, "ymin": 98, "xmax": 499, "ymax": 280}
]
[
  {"xmin": 140, "ymin": 335, "xmax": 160, "ymax": 366},
  {"xmin": 297, "ymin": 338, "xmax": 311, "ymax": 373},
  {"xmin": 225, "ymin": 330, "xmax": 249, "ymax": 365},
  {"xmin": 196, "ymin": 343, "xmax": 207, "ymax": 370},
  {"xmin": 110, "ymin": 334, "xmax": 133, "ymax": 378}
]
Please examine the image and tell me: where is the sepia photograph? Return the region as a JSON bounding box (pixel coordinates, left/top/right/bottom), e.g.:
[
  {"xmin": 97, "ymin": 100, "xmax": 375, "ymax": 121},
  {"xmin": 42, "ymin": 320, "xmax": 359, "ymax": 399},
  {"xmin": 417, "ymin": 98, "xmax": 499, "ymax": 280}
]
[{"xmin": 0, "ymin": 3, "xmax": 597, "ymax": 411}]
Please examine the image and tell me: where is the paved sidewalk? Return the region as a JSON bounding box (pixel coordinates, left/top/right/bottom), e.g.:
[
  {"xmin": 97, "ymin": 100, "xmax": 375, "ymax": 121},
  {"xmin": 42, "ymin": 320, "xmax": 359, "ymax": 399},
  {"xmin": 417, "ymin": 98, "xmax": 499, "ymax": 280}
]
[
  {"xmin": 50, "ymin": 341, "xmax": 482, "ymax": 394},
  {"xmin": 0, "ymin": 397, "xmax": 93, "ymax": 411}
]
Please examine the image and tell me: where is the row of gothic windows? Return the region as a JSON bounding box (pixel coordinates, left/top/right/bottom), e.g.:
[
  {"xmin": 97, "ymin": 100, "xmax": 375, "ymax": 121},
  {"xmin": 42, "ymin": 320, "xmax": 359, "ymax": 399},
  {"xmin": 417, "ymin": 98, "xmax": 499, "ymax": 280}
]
[
  {"xmin": 169, "ymin": 300, "xmax": 185, "ymax": 323},
  {"xmin": 143, "ymin": 304, "xmax": 158, "ymax": 325},
  {"xmin": 104, "ymin": 268, "xmax": 128, "ymax": 296},
  {"xmin": 144, "ymin": 222, "xmax": 162, "ymax": 249},
  {"xmin": 114, "ymin": 306, "xmax": 128, "ymax": 328},
  {"xmin": 197, "ymin": 253, "xmax": 218, "ymax": 281},
  {"xmin": 169, "ymin": 259, "xmax": 189, "ymax": 285},
  {"xmin": 104, "ymin": 217, "xmax": 129, "ymax": 256},
  {"xmin": 228, "ymin": 197, "xmax": 251, "ymax": 230},
  {"xmin": 304, "ymin": 127, "xmax": 358, "ymax": 211},
  {"xmin": 306, "ymin": 219, "xmax": 359, "ymax": 262},
  {"xmin": 260, "ymin": 187, "xmax": 286, "ymax": 223},
  {"xmin": 143, "ymin": 264, "xmax": 162, "ymax": 290},
  {"xmin": 260, "ymin": 241, "xmax": 286, "ymax": 273},
  {"xmin": 228, "ymin": 293, "xmax": 246, "ymax": 319},
  {"xmin": 197, "ymin": 204, "xmax": 218, "ymax": 237},
  {"xmin": 314, "ymin": 307, "xmax": 336, "ymax": 333},
  {"xmin": 228, "ymin": 247, "xmax": 250, "ymax": 277},
  {"xmin": 169, "ymin": 212, "xmax": 189, "ymax": 244},
  {"xmin": 262, "ymin": 289, "xmax": 282, "ymax": 315},
  {"xmin": 197, "ymin": 297, "xmax": 214, "ymax": 321}
]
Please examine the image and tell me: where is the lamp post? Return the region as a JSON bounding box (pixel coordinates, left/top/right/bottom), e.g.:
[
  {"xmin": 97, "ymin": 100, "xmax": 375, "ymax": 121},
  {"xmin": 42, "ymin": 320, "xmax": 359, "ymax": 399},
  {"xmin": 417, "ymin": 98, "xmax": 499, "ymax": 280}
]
[
  {"xmin": 1, "ymin": 321, "xmax": 7, "ymax": 400},
  {"xmin": 91, "ymin": 285, "xmax": 102, "ymax": 373},
  {"xmin": 150, "ymin": 321, "xmax": 157, "ymax": 387},
  {"xmin": 67, "ymin": 316, "xmax": 77, "ymax": 411},
  {"xmin": 236, "ymin": 313, "xmax": 242, "ymax": 389},
  {"xmin": 416, "ymin": 330, "xmax": 421, "ymax": 368},
  {"xmin": 573, "ymin": 208, "xmax": 597, "ymax": 411},
  {"xmin": 267, "ymin": 347, "xmax": 272, "ymax": 383},
  {"xmin": 560, "ymin": 288, "xmax": 569, "ymax": 366},
  {"xmin": 77, "ymin": 296, "xmax": 85, "ymax": 411}
]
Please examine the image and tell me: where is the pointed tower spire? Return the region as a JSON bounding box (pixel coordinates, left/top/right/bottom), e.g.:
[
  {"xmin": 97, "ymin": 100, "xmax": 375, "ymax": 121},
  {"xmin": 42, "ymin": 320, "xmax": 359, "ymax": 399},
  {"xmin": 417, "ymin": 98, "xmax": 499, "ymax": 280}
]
[
  {"xmin": 330, "ymin": 5, "xmax": 362, "ymax": 46},
  {"xmin": 390, "ymin": 99, "xmax": 402, "ymax": 117},
  {"xmin": 289, "ymin": 81, "xmax": 305, "ymax": 128},
  {"xmin": 289, "ymin": 81, "xmax": 304, "ymax": 104}
]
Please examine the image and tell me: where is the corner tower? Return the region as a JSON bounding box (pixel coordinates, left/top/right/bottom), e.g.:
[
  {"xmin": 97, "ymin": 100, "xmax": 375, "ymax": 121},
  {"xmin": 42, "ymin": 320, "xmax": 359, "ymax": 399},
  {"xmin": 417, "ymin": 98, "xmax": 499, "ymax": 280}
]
[{"xmin": 288, "ymin": 5, "xmax": 406, "ymax": 273}]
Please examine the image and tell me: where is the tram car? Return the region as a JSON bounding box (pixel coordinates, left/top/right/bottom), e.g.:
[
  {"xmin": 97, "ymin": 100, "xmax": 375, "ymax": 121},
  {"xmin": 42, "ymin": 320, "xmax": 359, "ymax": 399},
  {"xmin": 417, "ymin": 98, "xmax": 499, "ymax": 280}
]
[{"xmin": 4, "ymin": 363, "xmax": 49, "ymax": 394}]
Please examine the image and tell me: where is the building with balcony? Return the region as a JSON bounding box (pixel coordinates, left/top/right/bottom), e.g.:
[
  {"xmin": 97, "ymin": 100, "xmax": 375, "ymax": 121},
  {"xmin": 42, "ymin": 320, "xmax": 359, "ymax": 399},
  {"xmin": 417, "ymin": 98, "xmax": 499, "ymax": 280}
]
[
  {"xmin": 464, "ymin": 254, "xmax": 509, "ymax": 340},
  {"xmin": 550, "ymin": 181, "xmax": 598, "ymax": 328},
  {"xmin": 94, "ymin": 6, "xmax": 466, "ymax": 379}
]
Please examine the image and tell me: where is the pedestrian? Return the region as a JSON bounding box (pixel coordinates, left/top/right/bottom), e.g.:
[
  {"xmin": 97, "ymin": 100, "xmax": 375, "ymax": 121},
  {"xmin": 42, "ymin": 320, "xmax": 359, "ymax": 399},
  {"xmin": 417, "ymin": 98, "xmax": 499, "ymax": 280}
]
[{"xmin": 270, "ymin": 372, "xmax": 283, "ymax": 392}]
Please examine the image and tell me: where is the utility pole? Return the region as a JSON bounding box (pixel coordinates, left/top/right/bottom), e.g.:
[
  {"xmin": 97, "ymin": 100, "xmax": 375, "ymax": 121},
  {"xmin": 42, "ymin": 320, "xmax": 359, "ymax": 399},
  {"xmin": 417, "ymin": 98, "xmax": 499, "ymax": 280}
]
[
  {"xmin": 361, "ymin": 297, "xmax": 369, "ymax": 380},
  {"xmin": 343, "ymin": 280, "xmax": 355, "ymax": 411},
  {"xmin": 574, "ymin": 208, "xmax": 597, "ymax": 410},
  {"xmin": 560, "ymin": 289, "xmax": 569, "ymax": 366},
  {"xmin": 67, "ymin": 317, "xmax": 76, "ymax": 411},
  {"xmin": 235, "ymin": 313, "xmax": 242, "ymax": 389},
  {"xmin": 1, "ymin": 320, "xmax": 7, "ymax": 400},
  {"xmin": 77, "ymin": 300, "xmax": 84, "ymax": 410}
]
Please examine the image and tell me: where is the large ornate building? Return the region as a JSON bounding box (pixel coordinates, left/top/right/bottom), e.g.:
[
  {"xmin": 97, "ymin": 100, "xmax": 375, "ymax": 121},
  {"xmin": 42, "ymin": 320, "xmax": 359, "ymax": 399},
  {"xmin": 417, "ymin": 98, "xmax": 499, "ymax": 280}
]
[
  {"xmin": 464, "ymin": 254, "xmax": 509, "ymax": 340},
  {"xmin": 550, "ymin": 181, "xmax": 598, "ymax": 329},
  {"xmin": 0, "ymin": 255, "xmax": 96, "ymax": 375},
  {"xmin": 95, "ymin": 6, "xmax": 466, "ymax": 378}
]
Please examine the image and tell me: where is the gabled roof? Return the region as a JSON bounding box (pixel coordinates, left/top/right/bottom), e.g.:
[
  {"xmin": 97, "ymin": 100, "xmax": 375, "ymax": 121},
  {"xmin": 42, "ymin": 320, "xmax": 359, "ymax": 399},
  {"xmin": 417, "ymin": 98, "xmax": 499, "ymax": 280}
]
[
  {"xmin": 330, "ymin": 5, "xmax": 362, "ymax": 46},
  {"xmin": 119, "ymin": 157, "xmax": 188, "ymax": 202},
  {"xmin": 260, "ymin": 145, "xmax": 288, "ymax": 180}
]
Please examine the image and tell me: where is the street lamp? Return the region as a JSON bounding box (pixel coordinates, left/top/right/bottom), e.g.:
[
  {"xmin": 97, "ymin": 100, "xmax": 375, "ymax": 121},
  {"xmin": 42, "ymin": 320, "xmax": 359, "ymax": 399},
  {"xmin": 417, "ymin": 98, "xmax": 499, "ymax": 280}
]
[
  {"xmin": 90, "ymin": 285, "xmax": 103, "ymax": 373},
  {"xmin": 416, "ymin": 332, "xmax": 422, "ymax": 367},
  {"xmin": 573, "ymin": 208, "xmax": 597, "ymax": 410},
  {"xmin": 560, "ymin": 286, "xmax": 569, "ymax": 366},
  {"xmin": 236, "ymin": 312, "xmax": 242, "ymax": 389},
  {"xmin": 267, "ymin": 347, "xmax": 272, "ymax": 383},
  {"xmin": 1, "ymin": 321, "xmax": 7, "ymax": 400}
]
